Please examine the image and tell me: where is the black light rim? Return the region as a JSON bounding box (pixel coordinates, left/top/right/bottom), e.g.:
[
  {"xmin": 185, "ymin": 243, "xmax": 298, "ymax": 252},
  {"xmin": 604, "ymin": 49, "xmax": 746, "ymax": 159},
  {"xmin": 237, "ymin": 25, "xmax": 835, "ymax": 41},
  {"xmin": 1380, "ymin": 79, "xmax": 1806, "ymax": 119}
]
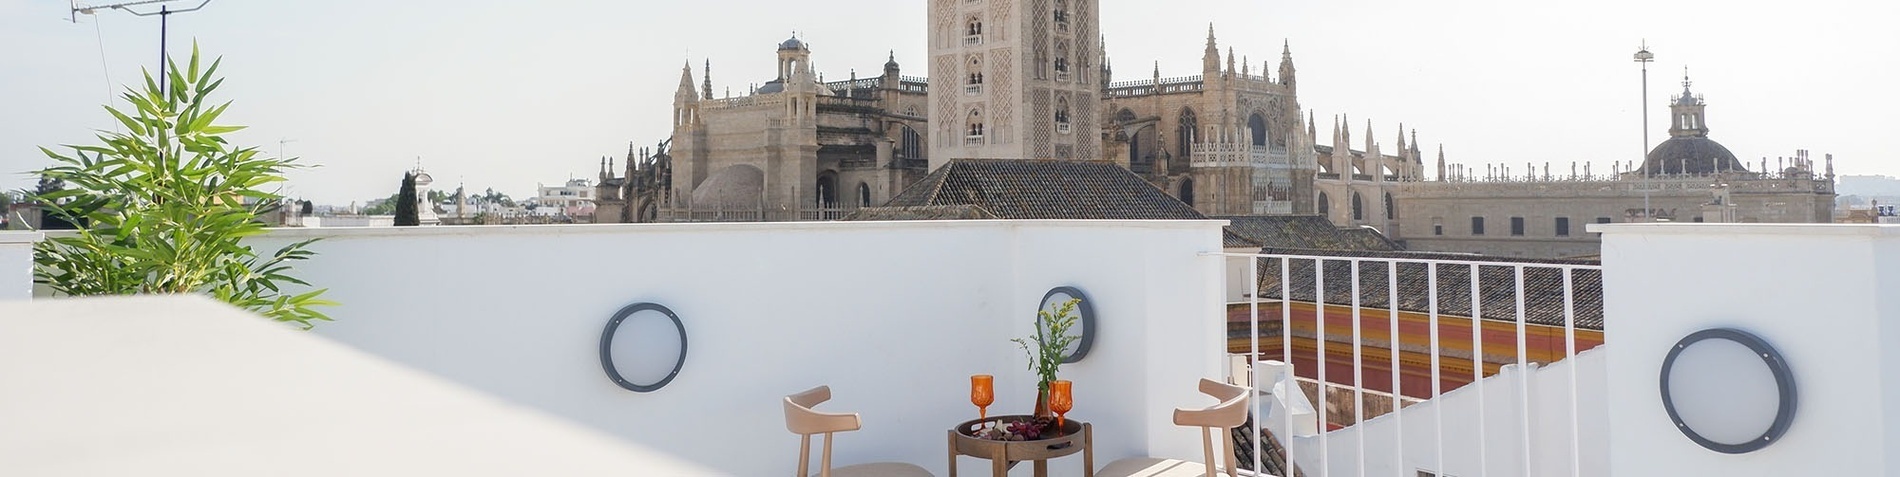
[
  {"xmin": 1658, "ymin": 327, "xmax": 1797, "ymax": 454},
  {"xmin": 1041, "ymin": 286, "xmax": 1095, "ymax": 364},
  {"xmin": 599, "ymin": 302, "xmax": 688, "ymax": 393}
]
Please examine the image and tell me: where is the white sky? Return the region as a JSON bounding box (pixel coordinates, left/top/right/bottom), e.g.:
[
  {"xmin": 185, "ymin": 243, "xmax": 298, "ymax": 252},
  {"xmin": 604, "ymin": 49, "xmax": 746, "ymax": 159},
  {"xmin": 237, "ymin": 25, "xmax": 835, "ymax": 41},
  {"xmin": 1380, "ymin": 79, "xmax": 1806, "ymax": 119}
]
[{"xmin": 2, "ymin": 0, "xmax": 1893, "ymax": 205}]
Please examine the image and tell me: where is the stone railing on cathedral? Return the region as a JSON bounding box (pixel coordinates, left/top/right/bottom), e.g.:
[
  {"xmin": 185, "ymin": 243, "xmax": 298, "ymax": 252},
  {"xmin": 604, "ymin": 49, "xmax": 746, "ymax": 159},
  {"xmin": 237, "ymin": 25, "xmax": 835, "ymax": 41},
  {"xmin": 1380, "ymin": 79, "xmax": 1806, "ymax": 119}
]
[
  {"xmin": 1189, "ymin": 143, "xmax": 1252, "ymax": 168},
  {"xmin": 899, "ymin": 76, "xmax": 930, "ymax": 93},
  {"xmin": 701, "ymin": 95, "xmax": 786, "ymax": 111},
  {"xmin": 1106, "ymin": 75, "xmax": 1204, "ymax": 97}
]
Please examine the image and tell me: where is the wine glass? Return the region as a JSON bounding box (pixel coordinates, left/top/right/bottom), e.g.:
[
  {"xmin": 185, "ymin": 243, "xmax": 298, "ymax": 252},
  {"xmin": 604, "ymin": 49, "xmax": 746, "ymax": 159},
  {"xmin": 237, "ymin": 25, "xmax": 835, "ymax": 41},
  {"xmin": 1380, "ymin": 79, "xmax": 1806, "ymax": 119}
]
[
  {"xmin": 970, "ymin": 374, "xmax": 995, "ymax": 422},
  {"xmin": 1049, "ymin": 379, "xmax": 1073, "ymax": 434}
]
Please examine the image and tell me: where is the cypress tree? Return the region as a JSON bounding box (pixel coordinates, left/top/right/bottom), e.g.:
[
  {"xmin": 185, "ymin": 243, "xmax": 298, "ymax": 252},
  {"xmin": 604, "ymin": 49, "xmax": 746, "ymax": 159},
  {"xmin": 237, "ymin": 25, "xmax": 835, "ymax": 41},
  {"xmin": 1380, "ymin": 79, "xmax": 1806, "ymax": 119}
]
[{"xmin": 395, "ymin": 172, "xmax": 419, "ymax": 226}]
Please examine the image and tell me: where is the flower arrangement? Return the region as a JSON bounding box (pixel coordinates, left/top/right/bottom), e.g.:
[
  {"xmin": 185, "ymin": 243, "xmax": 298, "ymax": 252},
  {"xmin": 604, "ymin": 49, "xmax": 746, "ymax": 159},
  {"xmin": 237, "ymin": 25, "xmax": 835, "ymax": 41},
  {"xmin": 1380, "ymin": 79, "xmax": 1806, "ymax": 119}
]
[{"xmin": 1012, "ymin": 298, "xmax": 1083, "ymax": 396}]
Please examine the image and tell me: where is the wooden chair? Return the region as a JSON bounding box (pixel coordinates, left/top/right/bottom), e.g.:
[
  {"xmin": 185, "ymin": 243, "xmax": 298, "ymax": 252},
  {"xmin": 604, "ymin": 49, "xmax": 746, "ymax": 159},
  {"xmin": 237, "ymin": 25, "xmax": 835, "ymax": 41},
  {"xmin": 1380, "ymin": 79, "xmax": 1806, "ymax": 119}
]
[
  {"xmin": 783, "ymin": 385, "xmax": 935, "ymax": 477},
  {"xmin": 1097, "ymin": 379, "xmax": 1252, "ymax": 477}
]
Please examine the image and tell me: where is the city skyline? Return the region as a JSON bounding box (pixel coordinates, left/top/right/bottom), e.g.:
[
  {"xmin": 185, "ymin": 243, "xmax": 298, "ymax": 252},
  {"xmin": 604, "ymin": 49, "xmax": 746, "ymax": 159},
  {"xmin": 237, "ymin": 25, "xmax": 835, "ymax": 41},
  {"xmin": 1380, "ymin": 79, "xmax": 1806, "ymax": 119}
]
[{"xmin": 1, "ymin": 0, "xmax": 1891, "ymax": 205}]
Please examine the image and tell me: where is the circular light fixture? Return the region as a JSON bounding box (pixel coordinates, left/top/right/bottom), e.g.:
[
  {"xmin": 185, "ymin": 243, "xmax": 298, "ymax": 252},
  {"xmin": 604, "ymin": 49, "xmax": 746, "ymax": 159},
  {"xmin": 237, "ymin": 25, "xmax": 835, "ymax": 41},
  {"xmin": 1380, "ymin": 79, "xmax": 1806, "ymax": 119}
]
[
  {"xmin": 599, "ymin": 302, "xmax": 688, "ymax": 393},
  {"xmin": 1040, "ymin": 286, "xmax": 1096, "ymax": 363},
  {"xmin": 1658, "ymin": 328, "xmax": 1796, "ymax": 454}
]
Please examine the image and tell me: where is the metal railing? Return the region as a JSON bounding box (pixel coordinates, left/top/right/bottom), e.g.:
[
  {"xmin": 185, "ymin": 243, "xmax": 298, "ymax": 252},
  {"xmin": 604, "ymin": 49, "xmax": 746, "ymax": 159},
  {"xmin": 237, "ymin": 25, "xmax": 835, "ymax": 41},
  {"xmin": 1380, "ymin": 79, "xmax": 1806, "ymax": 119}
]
[{"xmin": 1211, "ymin": 251, "xmax": 1604, "ymax": 477}]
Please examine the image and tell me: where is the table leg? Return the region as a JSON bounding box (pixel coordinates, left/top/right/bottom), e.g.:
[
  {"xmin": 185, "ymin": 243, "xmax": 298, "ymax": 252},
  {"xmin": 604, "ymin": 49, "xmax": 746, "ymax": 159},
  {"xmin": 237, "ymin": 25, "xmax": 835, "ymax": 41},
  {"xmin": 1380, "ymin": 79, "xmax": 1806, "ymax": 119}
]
[
  {"xmin": 1083, "ymin": 423, "xmax": 1095, "ymax": 477},
  {"xmin": 947, "ymin": 431, "xmax": 957, "ymax": 477},
  {"xmin": 1033, "ymin": 459, "xmax": 1048, "ymax": 477},
  {"xmin": 991, "ymin": 454, "xmax": 1007, "ymax": 477}
]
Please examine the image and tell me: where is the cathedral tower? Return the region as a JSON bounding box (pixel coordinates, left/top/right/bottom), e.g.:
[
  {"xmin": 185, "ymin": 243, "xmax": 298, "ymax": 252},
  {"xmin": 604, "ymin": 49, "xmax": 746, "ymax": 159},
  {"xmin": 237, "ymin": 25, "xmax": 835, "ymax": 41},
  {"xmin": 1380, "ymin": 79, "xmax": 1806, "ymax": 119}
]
[{"xmin": 927, "ymin": 0, "xmax": 1102, "ymax": 169}]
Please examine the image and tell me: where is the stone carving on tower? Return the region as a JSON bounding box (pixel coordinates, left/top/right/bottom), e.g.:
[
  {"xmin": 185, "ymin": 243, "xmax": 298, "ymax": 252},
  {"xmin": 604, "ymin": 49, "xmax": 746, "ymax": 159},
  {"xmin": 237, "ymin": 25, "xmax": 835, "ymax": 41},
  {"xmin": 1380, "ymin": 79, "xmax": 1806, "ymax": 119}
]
[{"xmin": 928, "ymin": 0, "xmax": 1101, "ymax": 168}]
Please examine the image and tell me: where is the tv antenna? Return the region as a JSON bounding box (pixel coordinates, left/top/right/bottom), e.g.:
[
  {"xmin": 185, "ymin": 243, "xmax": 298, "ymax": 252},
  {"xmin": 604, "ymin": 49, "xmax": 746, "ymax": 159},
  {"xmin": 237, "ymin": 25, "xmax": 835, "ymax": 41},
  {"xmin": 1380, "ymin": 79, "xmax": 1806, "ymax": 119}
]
[{"xmin": 70, "ymin": 0, "xmax": 214, "ymax": 96}]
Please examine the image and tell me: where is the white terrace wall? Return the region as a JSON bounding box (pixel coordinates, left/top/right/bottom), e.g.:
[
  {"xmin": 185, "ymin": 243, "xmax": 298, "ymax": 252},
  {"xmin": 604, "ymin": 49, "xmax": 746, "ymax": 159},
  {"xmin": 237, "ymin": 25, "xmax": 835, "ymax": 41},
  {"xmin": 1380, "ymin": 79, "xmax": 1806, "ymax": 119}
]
[
  {"xmin": 248, "ymin": 220, "xmax": 1226, "ymax": 476},
  {"xmin": 0, "ymin": 232, "xmax": 41, "ymax": 301},
  {"xmin": 1290, "ymin": 349, "xmax": 1609, "ymax": 477},
  {"xmin": 1598, "ymin": 224, "xmax": 1900, "ymax": 476}
]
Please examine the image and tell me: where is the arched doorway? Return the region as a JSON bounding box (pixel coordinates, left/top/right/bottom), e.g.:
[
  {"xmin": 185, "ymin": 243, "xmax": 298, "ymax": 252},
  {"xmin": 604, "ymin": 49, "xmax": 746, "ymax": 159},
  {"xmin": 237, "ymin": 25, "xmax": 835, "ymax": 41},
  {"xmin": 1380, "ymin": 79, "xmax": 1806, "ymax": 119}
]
[
  {"xmin": 1179, "ymin": 178, "xmax": 1196, "ymax": 207},
  {"xmin": 816, "ymin": 172, "xmax": 838, "ymax": 209},
  {"xmin": 1248, "ymin": 113, "xmax": 1268, "ymax": 148}
]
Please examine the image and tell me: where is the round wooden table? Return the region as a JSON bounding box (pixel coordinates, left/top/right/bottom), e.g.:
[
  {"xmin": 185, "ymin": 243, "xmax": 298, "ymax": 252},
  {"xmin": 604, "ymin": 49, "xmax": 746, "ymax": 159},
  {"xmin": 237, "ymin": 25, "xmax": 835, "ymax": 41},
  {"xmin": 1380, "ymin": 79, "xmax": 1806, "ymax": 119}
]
[{"xmin": 947, "ymin": 415, "xmax": 1094, "ymax": 477}]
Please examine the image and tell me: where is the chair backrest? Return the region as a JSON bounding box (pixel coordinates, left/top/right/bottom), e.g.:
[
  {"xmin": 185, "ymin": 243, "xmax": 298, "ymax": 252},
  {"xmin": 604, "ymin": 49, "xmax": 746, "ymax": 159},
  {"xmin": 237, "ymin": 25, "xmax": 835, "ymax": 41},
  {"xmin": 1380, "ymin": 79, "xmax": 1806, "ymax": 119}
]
[
  {"xmin": 783, "ymin": 385, "xmax": 863, "ymax": 477},
  {"xmin": 1172, "ymin": 378, "xmax": 1251, "ymax": 477}
]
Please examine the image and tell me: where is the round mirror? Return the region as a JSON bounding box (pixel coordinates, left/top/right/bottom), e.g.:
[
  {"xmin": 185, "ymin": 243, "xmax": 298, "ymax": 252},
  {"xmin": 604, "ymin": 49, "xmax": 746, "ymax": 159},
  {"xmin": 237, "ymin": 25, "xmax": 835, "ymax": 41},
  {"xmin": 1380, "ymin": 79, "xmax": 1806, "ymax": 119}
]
[
  {"xmin": 1659, "ymin": 328, "xmax": 1796, "ymax": 454},
  {"xmin": 599, "ymin": 303, "xmax": 688, "ymax": 393},
  {"xmin": 1039, "ymin": 286, "xmax": 1096, "ymax": 363}
]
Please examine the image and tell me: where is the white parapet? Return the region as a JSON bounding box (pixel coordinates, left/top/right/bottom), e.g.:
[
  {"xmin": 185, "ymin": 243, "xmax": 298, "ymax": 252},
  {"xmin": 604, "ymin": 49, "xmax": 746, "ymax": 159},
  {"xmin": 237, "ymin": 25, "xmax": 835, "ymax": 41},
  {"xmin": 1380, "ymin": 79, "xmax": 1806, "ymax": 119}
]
[
  {"xmin": 1597, "ymin": 223, "xmax": 1900, "ymax": 476},
  {"xmin": 0, "ymin": 232, "xmax": 43, "ymax": 301}
]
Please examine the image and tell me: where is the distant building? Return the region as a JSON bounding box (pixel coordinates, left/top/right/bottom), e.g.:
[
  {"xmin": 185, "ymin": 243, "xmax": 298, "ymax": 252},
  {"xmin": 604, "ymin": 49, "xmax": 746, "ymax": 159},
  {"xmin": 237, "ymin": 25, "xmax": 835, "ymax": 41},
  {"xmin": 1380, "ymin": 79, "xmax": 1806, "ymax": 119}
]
[
  {"xmin": 531, "ymin": 179, "xmax": 596, "ymax": 220},
  {"xmin": 1387, "ymin": 75, "xmax": 1836, "ymax": 258}
]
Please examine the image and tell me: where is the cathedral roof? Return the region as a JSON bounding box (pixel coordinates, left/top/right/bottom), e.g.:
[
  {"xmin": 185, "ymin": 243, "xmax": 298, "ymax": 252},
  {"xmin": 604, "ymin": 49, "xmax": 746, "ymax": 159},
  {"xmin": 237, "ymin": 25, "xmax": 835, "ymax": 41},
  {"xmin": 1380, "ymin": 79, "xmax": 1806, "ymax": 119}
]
[
  {"xmin": 858, "ymin": 159, "xmax": 1205, "ymax": 220},
  {"xmin": 1215, "ymin": 215, "xmax": 1398, "ymax": 252},
  {"xmin": 1642, "ymin": 136, "xmax": 1745, "ymax": 175}
]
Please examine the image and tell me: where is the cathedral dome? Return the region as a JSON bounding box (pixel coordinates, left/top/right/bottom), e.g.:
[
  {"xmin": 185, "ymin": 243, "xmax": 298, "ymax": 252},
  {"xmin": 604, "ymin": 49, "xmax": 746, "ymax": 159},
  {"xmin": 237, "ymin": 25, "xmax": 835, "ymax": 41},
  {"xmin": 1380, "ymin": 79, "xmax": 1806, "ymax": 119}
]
[
  {"xmin": 1641, "ymin": 136, "xmax": 1745, "ymax": 175},
  {"xmin": 779, "ymin": 36, "xmax": 807, "ymax": 51}
]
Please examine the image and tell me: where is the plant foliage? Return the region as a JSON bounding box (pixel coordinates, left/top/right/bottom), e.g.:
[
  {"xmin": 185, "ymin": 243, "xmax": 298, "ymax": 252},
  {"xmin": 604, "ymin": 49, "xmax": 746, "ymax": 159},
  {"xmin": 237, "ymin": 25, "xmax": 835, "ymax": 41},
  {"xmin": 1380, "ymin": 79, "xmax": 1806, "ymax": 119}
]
[
  {"xmin": 394, "ymin": 172, "xmax": 419, "ymax": 226},
  {"xmin": 33, "ymin": 45, "xmax": 336, "ymax": 328},
  {"xmin": 1012, "ymin": 298, "xmax": 1083, "ymax": 391}
]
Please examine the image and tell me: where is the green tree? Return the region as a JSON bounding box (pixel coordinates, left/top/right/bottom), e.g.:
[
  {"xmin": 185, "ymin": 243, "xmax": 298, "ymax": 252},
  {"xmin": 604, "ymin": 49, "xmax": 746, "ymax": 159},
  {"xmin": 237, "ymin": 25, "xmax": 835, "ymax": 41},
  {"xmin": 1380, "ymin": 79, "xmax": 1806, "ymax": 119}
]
[
  {"xmin": 33, "ymin": 45, "xmax": 336, "ymax": 328},
  {"xmin": 394, "ymin": 172, "xmax": 419, "ymax": 226}
]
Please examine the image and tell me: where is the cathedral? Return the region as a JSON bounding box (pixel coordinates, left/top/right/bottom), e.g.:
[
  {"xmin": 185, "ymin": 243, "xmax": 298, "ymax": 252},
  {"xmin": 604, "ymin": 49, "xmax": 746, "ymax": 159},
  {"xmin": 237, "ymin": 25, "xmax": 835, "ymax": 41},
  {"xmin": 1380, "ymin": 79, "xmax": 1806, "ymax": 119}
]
[{"xmin": 594, "ymin": 0, "xmax": 1837, "ymax": 259}]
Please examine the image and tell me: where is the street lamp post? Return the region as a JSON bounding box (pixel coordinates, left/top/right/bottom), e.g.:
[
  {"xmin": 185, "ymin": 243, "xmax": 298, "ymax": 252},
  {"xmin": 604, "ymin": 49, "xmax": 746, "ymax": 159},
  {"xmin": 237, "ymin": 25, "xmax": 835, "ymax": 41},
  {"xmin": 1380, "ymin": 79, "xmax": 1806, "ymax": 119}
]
[{"xmin": 1634, "ymin": 42, "xmax": 1654, "ymax": 222}]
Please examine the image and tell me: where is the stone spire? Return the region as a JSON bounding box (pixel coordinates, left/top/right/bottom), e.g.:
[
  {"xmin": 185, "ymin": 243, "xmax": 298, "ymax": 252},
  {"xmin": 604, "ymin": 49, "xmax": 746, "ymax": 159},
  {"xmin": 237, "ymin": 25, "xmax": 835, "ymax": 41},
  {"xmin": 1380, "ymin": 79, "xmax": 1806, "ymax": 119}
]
[
  {"xmin": 702, "ymin": 60, "xmax": 713, "ymax": 101},
  {"xmin": 676, "ymin": 61, "xmax": 698, "ymax": 103},
  {"xmin": 1278, "ymin": 40, "xmax": 1297, "ymax": 90},
  {"xmin": 1307, "ymin": 110, "xmax": 1317, "ymax": 143},
  {"xmin": 1437, "ymin": 145, "xmax": 1447, "ymax": 181},
  {"xmin": 1203, "ymin": 24, "xmax": 1220, "ymax": 75},
  {"xmin": 1226, "ymin": 47, "xmax": 1237, "ymax": 76}
]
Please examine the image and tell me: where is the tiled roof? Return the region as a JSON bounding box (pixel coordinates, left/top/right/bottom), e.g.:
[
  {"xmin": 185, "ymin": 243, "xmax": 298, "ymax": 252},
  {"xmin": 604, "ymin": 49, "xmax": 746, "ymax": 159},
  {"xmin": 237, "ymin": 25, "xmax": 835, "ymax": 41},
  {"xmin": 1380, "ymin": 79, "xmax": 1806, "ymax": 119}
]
[
  {"xmin": 866, "ymin": 159, "xmax": 1206, "ymax": 220},
  {"xmin": 1223, "ymin": 229, "xmax": 1263, "ymax": 248},
  {"xmin": 1250, "ymin": 247, "xmax": 1604, "ymax": 330},
  {"xmin": 846, "ymin": 205, "xmax": 996, "ymax": 221},
  {"xmin": 1215, "ymin": 215, "xmax": 1398, "ymax": 251}
]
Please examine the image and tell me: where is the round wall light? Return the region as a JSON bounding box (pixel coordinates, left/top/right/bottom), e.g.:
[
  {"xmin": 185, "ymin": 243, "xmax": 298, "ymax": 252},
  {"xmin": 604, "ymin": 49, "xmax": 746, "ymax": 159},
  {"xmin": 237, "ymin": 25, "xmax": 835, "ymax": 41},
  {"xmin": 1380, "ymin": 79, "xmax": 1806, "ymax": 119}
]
[
  {"xmin": 599, "ymin": 302, "xmax": 688, "ymax": 393},
  {"xmin": 1040, "ymin": 286, "xmax": 1096, "ymax": 363},
  {"xmin": 1658, "ymin": 328, "xmax": 1796, "ymax": 454}
]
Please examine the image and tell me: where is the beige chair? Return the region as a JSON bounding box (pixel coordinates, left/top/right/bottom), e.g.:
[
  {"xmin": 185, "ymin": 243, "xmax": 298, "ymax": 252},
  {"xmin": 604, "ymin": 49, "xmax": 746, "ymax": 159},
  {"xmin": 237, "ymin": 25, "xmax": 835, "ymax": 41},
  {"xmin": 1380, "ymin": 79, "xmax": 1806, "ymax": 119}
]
[
  {"xmin": 1097, "ymin": 379, "xmax": 1252, "ymax": 477},
  {"xmin": 783, "ymin": 386, "xmax": 935, "ymax": 477}
]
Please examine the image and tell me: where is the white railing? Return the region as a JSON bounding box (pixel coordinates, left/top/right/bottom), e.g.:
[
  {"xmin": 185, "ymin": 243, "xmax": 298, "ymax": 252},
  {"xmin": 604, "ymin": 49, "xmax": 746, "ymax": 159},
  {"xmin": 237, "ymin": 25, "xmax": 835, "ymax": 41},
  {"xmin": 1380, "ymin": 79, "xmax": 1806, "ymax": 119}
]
[{"xmin": 1210, "ymin": 251, "xmax": 1605, "ymax": 477}]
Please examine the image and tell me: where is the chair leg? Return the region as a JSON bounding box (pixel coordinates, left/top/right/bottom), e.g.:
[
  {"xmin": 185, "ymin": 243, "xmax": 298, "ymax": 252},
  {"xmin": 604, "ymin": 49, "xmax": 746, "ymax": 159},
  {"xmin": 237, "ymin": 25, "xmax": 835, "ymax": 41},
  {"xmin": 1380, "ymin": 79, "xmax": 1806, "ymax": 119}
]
[
  {"xmin": 820, "ymin": 433, "xmax": 834, "ymax": 477},
  {"xmin": 798, "ymin": 435, "xmax": 811, "ymax": 477},
  {"xmin": 1223, "ymin": 428, "xmax": 1238, "ymax": 477},
  {"xmin": 1201, "ymin": 427, "xmax": 1217, "ymax": 477}
]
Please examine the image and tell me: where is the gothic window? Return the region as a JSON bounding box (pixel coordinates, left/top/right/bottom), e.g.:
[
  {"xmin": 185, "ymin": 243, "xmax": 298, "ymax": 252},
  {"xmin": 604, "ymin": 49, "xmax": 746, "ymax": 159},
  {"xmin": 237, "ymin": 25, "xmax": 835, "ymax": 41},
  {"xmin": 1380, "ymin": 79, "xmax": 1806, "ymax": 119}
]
[
  {"xmin": 1384, "ymin": 192, "xmax": 1395, "ymax": 220},
  {"xmin": 1054, "ymin": 42, "xmax": 1070, "ymax": 80},
  {"xmin": 857, "ymin": 182, "xmax": 872, "ymax": 208},
  {"xmin": 967, "ymin": 109, "xmax": 985, "ymax": 141},
  {"xmin": 1351, "ymin": 192, "xmax": 1364, "ymax": 221},
  {"xmin": 900, "ymin": 125, "xmax": 923, "ymax": 159},
  {"xmin": 1053, "ymin": 0, "xmax": 1070, "ymax": 31},
  {"xmin": 968, "ymin": 56, "xmax": 984, "ymax": 85},
  {"xmin": 967, "ymin": 17, "xmax": 983, "ymax": 36},
  {"xmin": 1248, "ymin": 113, "xmax": 1268, "ymax": 147},
  {"xmin": 1116, "ymin": 109, "xmax": 1136, "ymax": 123},
  {"xmin": 1177, "ymin": 108, "xmax": 1198, "ymax": 160},
  {"xmin": 1316, "ymin": 191, "xmax": 1330, "ymax": 216},
  {"xmin": 1055, "ymin": 97, "xmax": 1071, "ymax": 133}
]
